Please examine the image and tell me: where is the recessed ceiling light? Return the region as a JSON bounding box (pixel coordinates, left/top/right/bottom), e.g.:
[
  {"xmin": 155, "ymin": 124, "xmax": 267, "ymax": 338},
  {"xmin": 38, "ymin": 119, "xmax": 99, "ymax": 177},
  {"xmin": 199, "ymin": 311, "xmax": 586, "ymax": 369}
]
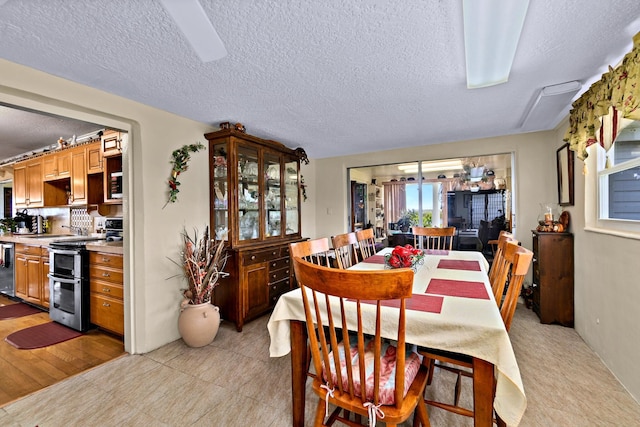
[{"xmin": 463, "ymin": 0, "xmax": 530, "ymax": 89}]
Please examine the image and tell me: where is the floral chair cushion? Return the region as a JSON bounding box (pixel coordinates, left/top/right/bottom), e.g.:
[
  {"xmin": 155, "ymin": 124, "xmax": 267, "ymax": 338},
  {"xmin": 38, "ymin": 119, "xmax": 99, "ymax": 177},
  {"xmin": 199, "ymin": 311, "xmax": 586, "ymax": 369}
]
[{"xmin": 322, "ymin": 336, "xmax": 421, "ymax": 405}]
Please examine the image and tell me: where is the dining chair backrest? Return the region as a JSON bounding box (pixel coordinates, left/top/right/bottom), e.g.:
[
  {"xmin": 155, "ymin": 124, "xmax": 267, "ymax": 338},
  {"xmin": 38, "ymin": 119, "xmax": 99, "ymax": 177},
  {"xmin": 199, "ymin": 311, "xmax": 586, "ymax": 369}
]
[
  {"xmin": 289, "ymin": 238, "xmax": 333, "ymax": 267},
  {"xmin": 412, "ymin": 226, "xmax": 455, "ymax": 250},
  {"xmin": 355, "ymin": 228, "xmax": 376, "ymax": 259},
  {"xmin": 488, "ymin": 232, "xmax": 518, "ymax": 301},
  {"xmin": 291, "ymin": 256, "xmax": 431, "ymax": 425},
  {"xmin": 499, "ymin": 244, "xmax": 533, "ymax": 332},
  {"xmin": 332, "ymin": 232, "xmax": 360, "ymax": 269}
]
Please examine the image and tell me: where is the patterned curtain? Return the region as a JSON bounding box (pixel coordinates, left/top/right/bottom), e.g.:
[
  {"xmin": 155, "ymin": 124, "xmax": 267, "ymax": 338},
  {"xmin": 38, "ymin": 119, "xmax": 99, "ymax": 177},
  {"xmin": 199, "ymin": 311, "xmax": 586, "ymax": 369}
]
[
  {"xmin": 383, "ymin": 181, "xmax": 406, "ymax": 232},
  {"xmin": 564, "ymin": 31, "xmax": 640, "ymax": 161}
]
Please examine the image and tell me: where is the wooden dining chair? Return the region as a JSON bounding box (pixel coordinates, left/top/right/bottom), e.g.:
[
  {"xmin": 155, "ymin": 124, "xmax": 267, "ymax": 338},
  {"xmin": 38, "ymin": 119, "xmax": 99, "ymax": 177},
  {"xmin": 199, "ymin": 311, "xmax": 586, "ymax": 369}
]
[
  {"xmin": 419, "ymin": 242, "xmax": 533, "ymax": 420},
  {"xmin": 290, "ymin": 238, "xmax": 333, "ymax": 267},
  {"xmin": 292, "ymin": 256, "xmax": 431, "ymax": 427},
  {"xmin": 355, "ymin": 228, "xmax": 377, "ymax": 259},
  {"xmin": 412, "ymin": 226, "xmax": 455, "ymax": 250},
  {"xmin": 487, "ymin": 231, "xmax": 518, "ymax": 304},
  {"xmin": 332, "ymin": 232, "xmax": 360, "ymax": 269}
]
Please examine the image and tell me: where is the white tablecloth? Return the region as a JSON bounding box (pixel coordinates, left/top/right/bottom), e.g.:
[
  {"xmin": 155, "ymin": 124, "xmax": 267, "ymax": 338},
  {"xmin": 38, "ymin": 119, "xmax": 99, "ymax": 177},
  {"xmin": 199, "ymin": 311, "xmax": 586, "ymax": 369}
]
[{"xmin": 267, "ymin": 249, "xmax": 526, "ymax": 426}]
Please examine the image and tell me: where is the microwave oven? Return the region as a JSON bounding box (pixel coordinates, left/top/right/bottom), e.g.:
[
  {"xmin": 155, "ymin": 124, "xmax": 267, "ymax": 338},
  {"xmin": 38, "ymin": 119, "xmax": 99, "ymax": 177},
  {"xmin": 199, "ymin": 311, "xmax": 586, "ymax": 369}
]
[{"xmin": 110, "ymin": 171, "xmax": 123, "ymax": 198}]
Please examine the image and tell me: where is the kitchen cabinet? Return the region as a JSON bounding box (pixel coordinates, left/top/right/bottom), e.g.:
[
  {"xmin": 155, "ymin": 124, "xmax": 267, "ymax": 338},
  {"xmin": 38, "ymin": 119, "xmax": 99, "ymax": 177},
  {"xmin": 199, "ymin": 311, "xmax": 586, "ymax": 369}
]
[
  {"xmin": 87, "ymin": 141, "xmax": 103, "ymax": 174},
  {"xmin": 101, "ymin": 130, "xmax": 124, "ymax": 157},
  {"xmin": 89, "ymin": 251, "xmax": 124, "ymax": 336},
  {"xmin": 14, "ymin": 158, "xmax": 44, "ymax": 208},
  {"xmin": 69, "ymin": 146, "xmax": 87, "ymax": 204},
  {"xmin": 531, "ymin": 231, "xmax": 574, "ymax": 326},
  {"xmin": 14, "ymin": 243, "xmax": 47, "ymax": 307},
  {"xmin": 205, "ymin": 128, "xmax": 305, "ymax": 331},
  {"xmin": 43, "ymin": 150, "xmax": 71, "ymax": 181}
]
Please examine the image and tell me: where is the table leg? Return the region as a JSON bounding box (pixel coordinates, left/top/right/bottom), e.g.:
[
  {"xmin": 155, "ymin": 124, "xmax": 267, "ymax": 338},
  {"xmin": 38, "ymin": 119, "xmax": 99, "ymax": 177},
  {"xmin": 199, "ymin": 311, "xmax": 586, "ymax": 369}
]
[
  {"xmin": 290, "ymin": 320, "xmax": 308, "ymax": 427},
  {"xmin": 473, "ymin": 357, "xmax": 495, "ymax": 427}
]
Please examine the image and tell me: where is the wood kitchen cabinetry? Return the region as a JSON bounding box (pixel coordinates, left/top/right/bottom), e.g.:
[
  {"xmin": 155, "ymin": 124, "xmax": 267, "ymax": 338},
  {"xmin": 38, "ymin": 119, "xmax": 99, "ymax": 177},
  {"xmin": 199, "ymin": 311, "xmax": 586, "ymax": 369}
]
[
  {"xmin": 43, "ymin": 150, "xmax": 71, "ymax": 181},
  {"xmin": 69, "ymin": 146, "xmax": 87, "ymax": 204},
  {"xmin": 531, "ymin": 231, "xmax": 574, "ymax": 326},
  {"xmin": 14, "ymin": 243, "xmax": 48, "ymax": 307},
  {"xmin": 89, "ymin": 251, "xmax": 124, "ymax": 336},
  {"xmin": 14, "ymin": 158, "xmax": 44, "ymax": 208},
  {"xmin": 205, "ymin": 128, "xmax": 305, "ymax": 331},
  {"xmin": 87, "ymin": 141, "xmax": 103, "ymax": 174},
  {"xmin": 13, "ymin": 138, "xmax": 120, "ymax": 208}
]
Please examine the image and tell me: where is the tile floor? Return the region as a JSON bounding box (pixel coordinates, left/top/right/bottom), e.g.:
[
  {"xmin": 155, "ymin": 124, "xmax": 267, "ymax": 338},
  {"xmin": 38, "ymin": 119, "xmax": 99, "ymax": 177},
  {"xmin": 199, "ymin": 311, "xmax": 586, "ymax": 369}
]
[{"xmin": 1, "ymin": 306, "xmax": 640, "ymax": 426}]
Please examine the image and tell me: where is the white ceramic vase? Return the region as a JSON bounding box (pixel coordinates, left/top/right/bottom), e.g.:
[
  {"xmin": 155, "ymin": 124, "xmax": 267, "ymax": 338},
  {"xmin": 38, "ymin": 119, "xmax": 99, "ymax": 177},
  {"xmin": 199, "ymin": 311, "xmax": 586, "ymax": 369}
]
[{"xmin": 178, "ymin": 301, "xmax": 221, "ymax": 348}]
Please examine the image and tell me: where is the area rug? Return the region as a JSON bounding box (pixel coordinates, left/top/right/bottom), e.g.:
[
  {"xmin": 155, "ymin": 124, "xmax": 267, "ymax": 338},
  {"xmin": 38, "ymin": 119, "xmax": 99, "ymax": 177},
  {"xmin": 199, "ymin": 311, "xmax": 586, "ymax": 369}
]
[
  {"xmin": 5, "ymin": 322, "xmax": 82, "ymax": 349},
  {"xmin": 0, "ymin": 303, "xmax": 43, "ymax": 320}
]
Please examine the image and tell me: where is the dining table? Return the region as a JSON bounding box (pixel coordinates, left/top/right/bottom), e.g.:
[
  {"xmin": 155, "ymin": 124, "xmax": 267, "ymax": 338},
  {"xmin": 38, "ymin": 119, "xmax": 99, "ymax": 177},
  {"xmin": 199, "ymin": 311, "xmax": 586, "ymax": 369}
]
[{"xmin": 267, "ymin": 248, "xmax": 526, "ymax": 427}]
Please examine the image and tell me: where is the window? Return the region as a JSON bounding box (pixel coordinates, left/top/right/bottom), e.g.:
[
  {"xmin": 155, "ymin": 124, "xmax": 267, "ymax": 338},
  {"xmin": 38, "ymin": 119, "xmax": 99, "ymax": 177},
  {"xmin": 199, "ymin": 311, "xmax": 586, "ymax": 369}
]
[{"xmin": 598, "ymin": 122, "xmax": 640, "ymax": 222}]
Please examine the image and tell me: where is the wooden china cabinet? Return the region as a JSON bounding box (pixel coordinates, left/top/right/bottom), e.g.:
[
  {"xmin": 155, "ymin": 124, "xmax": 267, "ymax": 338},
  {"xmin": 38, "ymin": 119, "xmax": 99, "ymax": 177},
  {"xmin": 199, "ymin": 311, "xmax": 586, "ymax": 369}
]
[{"xmin": 205, "ymin": 128, "xmax": 305, "ymax": 331}]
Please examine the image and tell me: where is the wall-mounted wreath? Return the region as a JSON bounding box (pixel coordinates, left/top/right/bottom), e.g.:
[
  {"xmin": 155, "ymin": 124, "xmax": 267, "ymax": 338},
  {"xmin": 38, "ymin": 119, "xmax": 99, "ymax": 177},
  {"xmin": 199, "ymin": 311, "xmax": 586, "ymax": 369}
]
[{"xmin": 164, "ymin": 143, "xmax": 205, "ymax": 207}]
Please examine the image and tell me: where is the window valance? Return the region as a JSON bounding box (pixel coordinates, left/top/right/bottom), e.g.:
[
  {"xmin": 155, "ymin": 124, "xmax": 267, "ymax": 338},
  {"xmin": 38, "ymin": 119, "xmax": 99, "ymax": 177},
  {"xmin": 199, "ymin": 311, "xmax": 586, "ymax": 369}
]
[{"xmin": 564, "ymin": 31, "xmax": 640, "ymax": 160}]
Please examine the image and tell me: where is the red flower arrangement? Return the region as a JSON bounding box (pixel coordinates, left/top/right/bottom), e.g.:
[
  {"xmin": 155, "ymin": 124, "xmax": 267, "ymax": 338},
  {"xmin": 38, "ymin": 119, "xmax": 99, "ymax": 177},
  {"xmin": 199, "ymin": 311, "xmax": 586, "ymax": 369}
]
[{"xmin": 385, "ymin": 244, "xmax": 425, "ymax": 271}]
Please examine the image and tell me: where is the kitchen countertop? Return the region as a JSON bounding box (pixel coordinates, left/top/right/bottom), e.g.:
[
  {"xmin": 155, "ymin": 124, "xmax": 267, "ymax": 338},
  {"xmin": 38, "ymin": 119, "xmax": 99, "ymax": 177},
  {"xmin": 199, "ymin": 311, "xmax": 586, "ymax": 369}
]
[{"xmin": 0, "ymin": 233, "xmax": 123, "ymax": 255}]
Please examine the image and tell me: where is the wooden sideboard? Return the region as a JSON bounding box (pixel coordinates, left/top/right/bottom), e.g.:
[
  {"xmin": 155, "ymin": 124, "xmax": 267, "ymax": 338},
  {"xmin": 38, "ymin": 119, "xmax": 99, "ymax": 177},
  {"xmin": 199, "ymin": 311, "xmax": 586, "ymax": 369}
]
[{"xmin": 531, "ymin": 231, "xmax": 574, "ymax": 326}]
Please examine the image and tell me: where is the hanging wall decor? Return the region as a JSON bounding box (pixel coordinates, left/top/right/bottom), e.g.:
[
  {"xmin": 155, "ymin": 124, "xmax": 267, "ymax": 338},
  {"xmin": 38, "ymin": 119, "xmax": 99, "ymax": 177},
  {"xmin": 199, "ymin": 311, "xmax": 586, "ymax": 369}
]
[{"xmin": 164, "ymin": 143, "xmax": 205, "ymax": 207}]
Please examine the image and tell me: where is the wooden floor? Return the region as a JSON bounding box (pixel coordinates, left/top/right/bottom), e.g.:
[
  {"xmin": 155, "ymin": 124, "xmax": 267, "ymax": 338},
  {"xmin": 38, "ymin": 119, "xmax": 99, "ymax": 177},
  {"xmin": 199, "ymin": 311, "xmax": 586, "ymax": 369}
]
[{"xmin": 0, "ymin": 295, "xmax": 125, "ymax": 407}]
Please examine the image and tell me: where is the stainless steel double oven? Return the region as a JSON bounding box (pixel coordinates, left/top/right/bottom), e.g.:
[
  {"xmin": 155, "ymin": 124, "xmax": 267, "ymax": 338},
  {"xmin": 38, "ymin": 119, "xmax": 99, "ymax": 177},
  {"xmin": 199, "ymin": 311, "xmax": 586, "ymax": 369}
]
[{"xmin": 48, "ymin": 240, "xmax": 91, "ymax": 332}]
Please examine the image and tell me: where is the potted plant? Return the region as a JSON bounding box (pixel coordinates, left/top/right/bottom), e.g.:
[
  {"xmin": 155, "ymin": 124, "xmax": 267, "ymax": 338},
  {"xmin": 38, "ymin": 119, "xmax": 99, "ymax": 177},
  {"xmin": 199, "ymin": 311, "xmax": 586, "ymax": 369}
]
[{"xmin": 173, "ymin": 226, "xmax": 229, "ymax": 347}]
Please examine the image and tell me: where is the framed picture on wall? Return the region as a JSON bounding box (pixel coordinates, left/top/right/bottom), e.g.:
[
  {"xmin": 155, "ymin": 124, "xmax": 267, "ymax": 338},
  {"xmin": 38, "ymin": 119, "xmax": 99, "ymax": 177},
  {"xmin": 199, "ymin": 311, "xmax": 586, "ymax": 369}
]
[{"xmin": 557, "ymin": 143, "xmax": 574, "ymax": 206}]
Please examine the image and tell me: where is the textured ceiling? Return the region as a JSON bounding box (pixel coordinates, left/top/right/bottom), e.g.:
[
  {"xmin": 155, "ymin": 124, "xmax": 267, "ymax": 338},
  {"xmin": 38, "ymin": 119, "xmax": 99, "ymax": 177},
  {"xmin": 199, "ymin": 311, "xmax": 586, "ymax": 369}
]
[{"xmin": 1, "ymin": 0, "xmax": 640, "ymax": 160}]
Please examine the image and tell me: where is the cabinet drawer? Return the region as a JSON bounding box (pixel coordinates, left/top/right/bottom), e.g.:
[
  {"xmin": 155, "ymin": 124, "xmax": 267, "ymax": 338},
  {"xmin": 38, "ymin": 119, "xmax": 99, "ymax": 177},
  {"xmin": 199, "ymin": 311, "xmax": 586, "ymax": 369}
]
[
  {"xmin": 269, "ymin": 278, "xmax": 291, "ymax": 300},
  {"xmin": 15, "ymin": 244, "xmax": 45, "ymax": 256},
  {"xmin": 269, "ymin": 257, "xmax": 290, "ymax": 270},
  {"xmin": 243, "ymin": 248, "xmax": 282, "ymax": 265},
  {"xmin": 90, "ymin": 279, "xmax": 123, "ymax": 300},
  {"xmin": 269, "ymin": 266, "xmax": 291, "ymax": 283},
  {"xmin": 89, "ymin": 252, "xmax": 123, "ymax": 269},
  {"xmin": 90, "ymin": 294, "xmax": 124, "ymax": 335},
  {"xmin": 89, "ymin": 265, "xmax": 123, "ymax": 284}
]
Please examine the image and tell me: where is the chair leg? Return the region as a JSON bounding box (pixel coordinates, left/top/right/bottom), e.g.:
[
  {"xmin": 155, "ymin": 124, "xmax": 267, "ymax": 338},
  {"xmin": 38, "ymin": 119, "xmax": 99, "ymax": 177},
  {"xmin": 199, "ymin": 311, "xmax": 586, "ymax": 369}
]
[
  {"xmin": 314, "ymin": 399, "xmax": 327, "ymax": 426},
  {"xmin": 425, "ymin": 358, "xmax": 436, "ymax": 385},
  {"xmin": 454, "ymin": 371, "xmax": 463, "ymax": 406},
  {"xmin": 413, "ymin": 400, "xmax": 431, "ymax": 427}
]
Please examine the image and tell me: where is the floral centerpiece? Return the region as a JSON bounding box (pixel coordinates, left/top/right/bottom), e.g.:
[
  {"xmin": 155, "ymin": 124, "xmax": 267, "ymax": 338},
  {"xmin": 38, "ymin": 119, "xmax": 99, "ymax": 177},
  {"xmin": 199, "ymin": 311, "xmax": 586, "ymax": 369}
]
[
  {"xmin": 385, "ymin": 244, "xmax": 425, "ymax": 272},
  {"xmin": 175, "ymin": 226, "xmax": 228, "ymax": 305}
]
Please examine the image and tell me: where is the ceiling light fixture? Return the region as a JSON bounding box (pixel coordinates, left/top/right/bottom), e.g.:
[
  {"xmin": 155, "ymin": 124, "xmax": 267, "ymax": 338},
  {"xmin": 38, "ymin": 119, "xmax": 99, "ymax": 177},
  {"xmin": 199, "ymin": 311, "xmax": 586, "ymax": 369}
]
[
  {"xmin": 398, "ymin": 160, "xmax": 464, "ymax": 174},
  {"xmin": 520, "ymin": 81, "xmax": 582, "ymax": 131},
  {"xmin": 463, "ymin": 0, "xmax": 530, "ymax": 89},
  {"xmin": 159, "ymin": 0, "xmax": 227, "ymax": 62}
]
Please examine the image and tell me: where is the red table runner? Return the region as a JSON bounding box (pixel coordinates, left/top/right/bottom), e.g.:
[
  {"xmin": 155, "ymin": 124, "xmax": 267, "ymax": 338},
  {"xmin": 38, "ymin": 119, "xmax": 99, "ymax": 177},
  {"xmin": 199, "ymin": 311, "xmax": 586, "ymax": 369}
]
[
  {"xmin": 425, "ymin": 278, "xmax": 489, "ymax": 299},
  {"xmin": 362, "ymin": 255, "xmax": 386, "ymax": 264},
  {"xmin": 437, "ymin": 259, "xmax": 481, "ymax": 271},
  {"xmin": 425, "ymin": 249, "xmax": 449, "ymax": 255},
  {"xmin": 355, "ymin": 294, "xmax": 443, "ymax": 314}
]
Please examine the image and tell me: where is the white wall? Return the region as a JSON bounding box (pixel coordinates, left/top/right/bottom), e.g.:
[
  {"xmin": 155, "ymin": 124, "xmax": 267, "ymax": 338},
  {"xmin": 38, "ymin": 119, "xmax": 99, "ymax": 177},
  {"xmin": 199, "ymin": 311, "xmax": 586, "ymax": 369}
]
[{"xmin": 552, "ymin": 125, "xmax": 640, "ymax": 402}]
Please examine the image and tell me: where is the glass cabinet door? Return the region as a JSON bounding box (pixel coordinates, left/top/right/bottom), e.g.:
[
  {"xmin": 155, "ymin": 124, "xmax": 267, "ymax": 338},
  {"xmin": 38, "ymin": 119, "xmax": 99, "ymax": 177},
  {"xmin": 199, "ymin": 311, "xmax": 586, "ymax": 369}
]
[
  {"xmin": 284, "ymin": 158, "xmax": 300, "ymax": 235},
  {"xmin": 237, "ymin": 145, "xmax": 260, "ymax": 241},
  {"xmin": 212, "ymin": 143, "xmax": 229, "ymax": 241},
  {"xmin": 264, "ymin": 153, "xmax": 282, "ymax": 237}
]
